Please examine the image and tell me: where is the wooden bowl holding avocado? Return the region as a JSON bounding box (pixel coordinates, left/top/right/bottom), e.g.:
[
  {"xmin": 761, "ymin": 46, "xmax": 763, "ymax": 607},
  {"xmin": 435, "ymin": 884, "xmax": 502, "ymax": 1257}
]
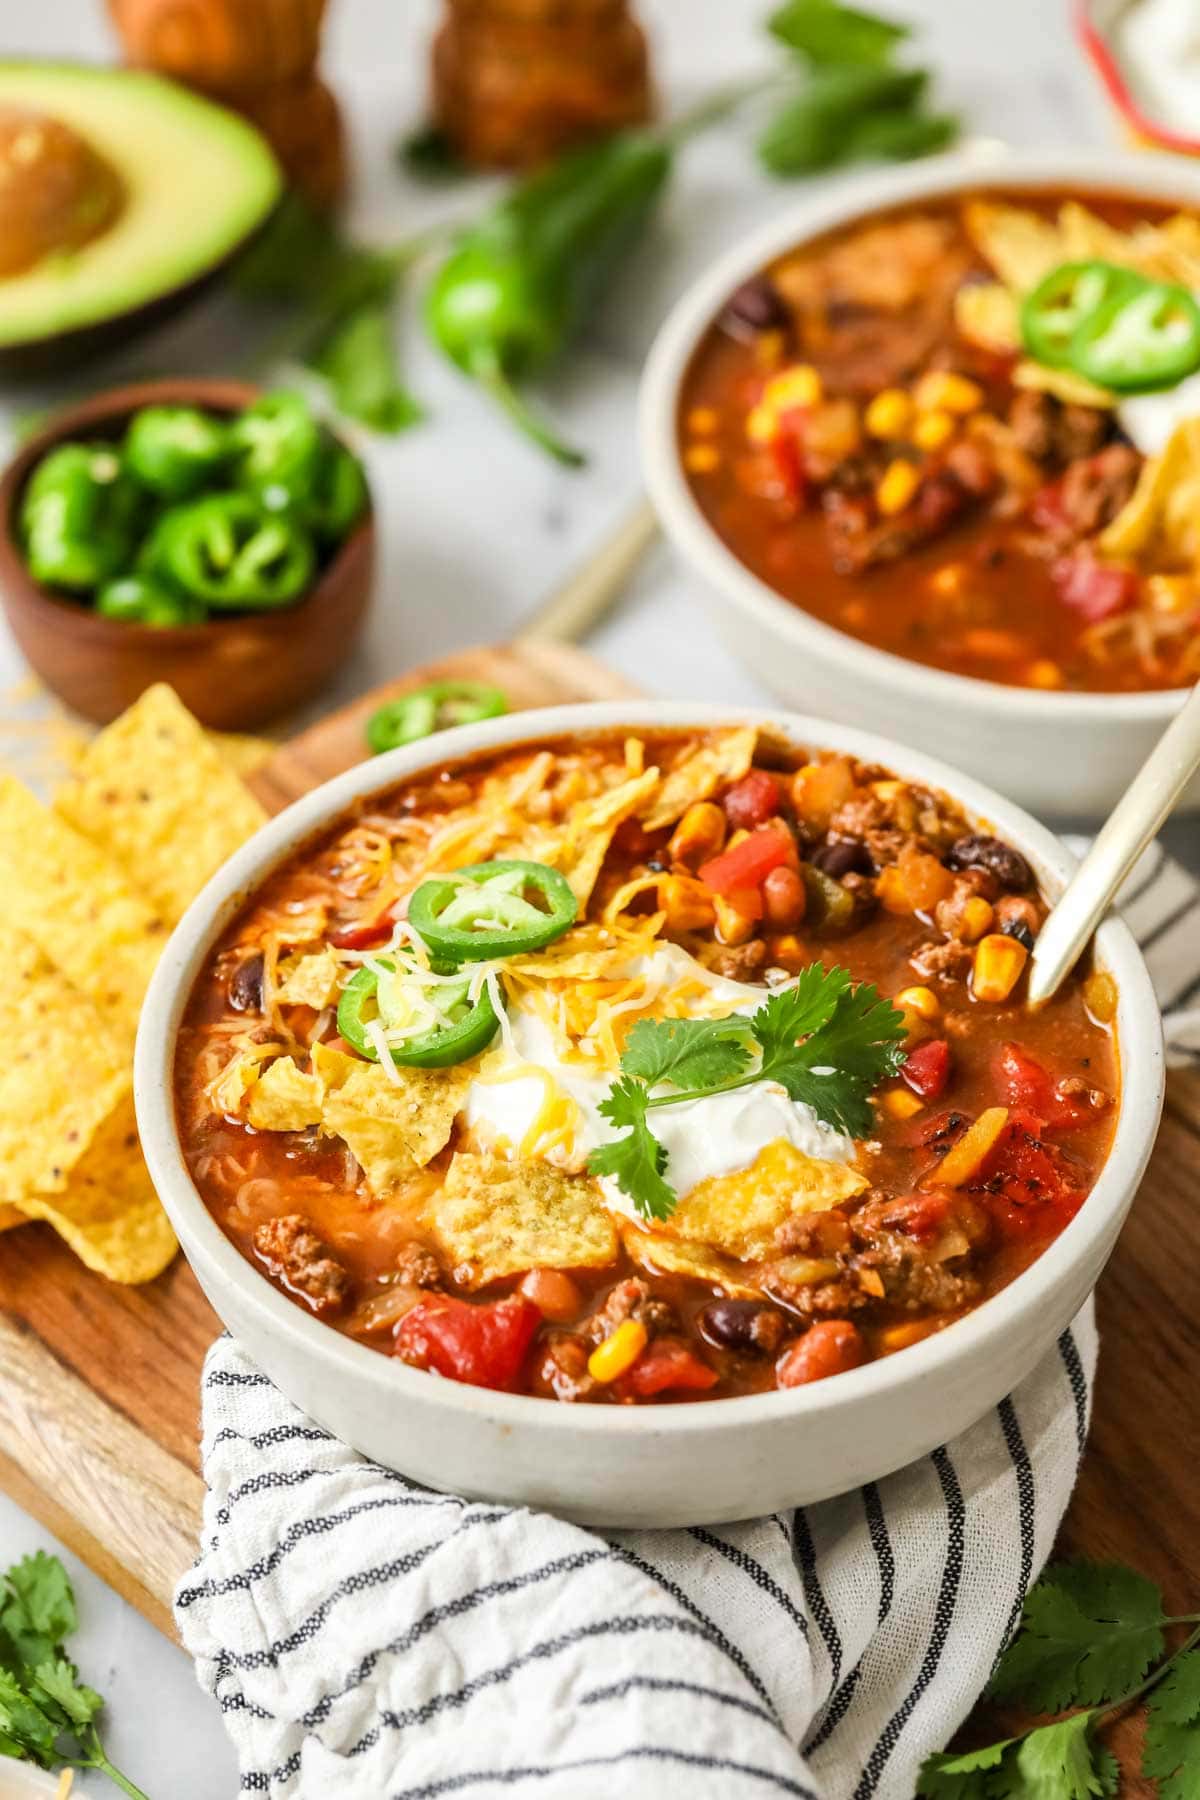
[{"xmin": 0, "ymin": 378, "xmax": 375, "ymax": 729}]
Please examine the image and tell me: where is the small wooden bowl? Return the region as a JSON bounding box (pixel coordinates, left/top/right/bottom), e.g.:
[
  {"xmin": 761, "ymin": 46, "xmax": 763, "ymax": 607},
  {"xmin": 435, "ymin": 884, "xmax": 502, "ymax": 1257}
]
[{"xmin": 0, "ymin": 378, "xmax": 375, "ymax": 730}]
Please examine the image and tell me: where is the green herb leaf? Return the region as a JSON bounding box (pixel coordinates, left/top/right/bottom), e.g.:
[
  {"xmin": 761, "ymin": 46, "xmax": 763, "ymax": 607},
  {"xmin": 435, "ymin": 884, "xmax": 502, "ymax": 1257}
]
[
  {"xmin": 768, "ymin": 0, "xmax": 910, "ymax": 65},
  {"xmin": 1011, "ymin": 1713, "xmax": 1115, "ymax": 1800},
  {"xmin": 989, "ymin": 1563, "xmax": 1167, "ymax": 1712},
  {"xmin": 0, "ymin": 1668, "xmax": 56, "ymax": 1766},
  {"xmin": 621, "ymin": 1015, "xmax": 753, "ymax": 1092},
  {"xmin": 588, "ymin": 1078, "xmax": 674, "ymax": 1222},
  {"xmin": 31, "ymin": 1658, "xmax": 102, "ymax": 1730},
  {"xmin": 0, "ymin": 1553, "xmax": 76, "ymax": 1671},
  {"xmin": 755, "ymin": 972, "xmax": 907, "ymax": 1137},
  {"xmin": 846, "ymin": 107, "xmax": 959, "ymax": 161},
  {"xmin": 917, "ymin": 1738, "xmax": 1015, "ymax": 1798},
  {"xmin": 1144, "ymin": 1650, "xmax": 1200, "ymax": 1799},
  {"xmin": 310, "ymin": 304, "xmax": 424, "ymax": 435},
  {"xmin": 757, "ymin": 65, "xmax": 928, "ymax": 174}
]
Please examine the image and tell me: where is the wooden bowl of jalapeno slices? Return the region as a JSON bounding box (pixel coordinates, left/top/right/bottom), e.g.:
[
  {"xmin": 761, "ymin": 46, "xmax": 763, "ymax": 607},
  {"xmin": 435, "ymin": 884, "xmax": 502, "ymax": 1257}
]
[{"xmin": 0, "ymin": 377, "xmax": 375, "ymax": 729}]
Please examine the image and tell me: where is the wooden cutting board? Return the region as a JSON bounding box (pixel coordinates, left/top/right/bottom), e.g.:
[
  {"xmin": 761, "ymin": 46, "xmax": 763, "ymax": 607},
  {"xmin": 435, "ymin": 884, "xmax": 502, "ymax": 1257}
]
[{"xmin": 0, "ymin": 647, "xmax": 1194, "ymax": 1792}]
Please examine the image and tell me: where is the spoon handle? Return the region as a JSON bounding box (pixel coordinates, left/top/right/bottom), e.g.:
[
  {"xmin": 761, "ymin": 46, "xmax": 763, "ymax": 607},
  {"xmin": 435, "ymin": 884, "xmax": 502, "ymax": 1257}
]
[{"xmin": 1028, "ymin": 682, "xmax": 1200, "ymax": 1007}]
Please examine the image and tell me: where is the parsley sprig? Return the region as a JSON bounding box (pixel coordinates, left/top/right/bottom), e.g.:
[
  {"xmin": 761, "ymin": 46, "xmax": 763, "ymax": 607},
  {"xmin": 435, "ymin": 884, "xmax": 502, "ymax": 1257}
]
[
  {"xmin": 0, "ymin": 1550, "xmax": 149, "ymax": 1797},
  {"xmin": 586, "ymin": 963, "xmax": 906, "ymax": 1221},
  {"xmin": 919, "ymin": 1560, "xmax": 1200, "ymax": 1800}
]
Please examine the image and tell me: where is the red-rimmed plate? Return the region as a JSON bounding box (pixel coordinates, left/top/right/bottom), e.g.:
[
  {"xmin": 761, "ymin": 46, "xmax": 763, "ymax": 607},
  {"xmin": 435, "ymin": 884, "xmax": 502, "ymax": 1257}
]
[{"xmin": 1076, "ymin": 0, "xmax": 1200, "ymax": 156}]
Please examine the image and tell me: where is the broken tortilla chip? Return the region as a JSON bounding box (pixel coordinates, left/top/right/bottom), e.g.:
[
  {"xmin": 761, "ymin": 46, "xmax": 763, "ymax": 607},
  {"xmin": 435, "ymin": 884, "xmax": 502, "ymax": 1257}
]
[
  {"xmin": 54, "ymin": 683, "xmax": 267, "ymax": 926},
  {"xmin": 554, "ymin": 767, "xmax": 661, "ymax": 907},
  {"xmin": 1100, "ymin": 417, "xmax": 1200, "ymax": 565},
  {"xmin": 9, "ymin": 1094, "xmax": 177, "ymax": 1284},
  {"xmin": 0, "ymin": 925, "xmax": 130, "ymax": 1199},
  {"xmin": 954, "ymin": 281, "xmax": 1020, "ymax": 354},
  {"xmin": 245, "ymin": 1056, "xmax": 325, "ymax": 1132},
  {"xmin": 620, "ymin": 1222, "xmax": 761, "ymax": 1299},
  {"xmin": 663, "ymin": 1139, "xmax": 866, "ymax": 1261},
  {"xmin": 274, "ymin": 948, "xmax": 343, "ymax": 1010},
  {"xmin": 321, "ymin": 1059, "xmax": 471, "ymax": 1193},
  {"xmin": 1012, "ymin": 359, "xmax": 1114, "ymax": 410},
  {"xmin": 432, "ymin": 1152, "xmax": 618, "ymax": 1286},
  {"xmin": 964, "ymin": 198, "xmax": 1066, "ymax": 294},
  {"xmin": 640, "ymin": 728, "xmax": 756, "ymax": 833},
  {"xmin": 208, "ymin": 728, "xmax": 275, "ymax": 778},
  {"xmin": 0, "ymin": 774, "xmax": 163, "ymax": 1041}
]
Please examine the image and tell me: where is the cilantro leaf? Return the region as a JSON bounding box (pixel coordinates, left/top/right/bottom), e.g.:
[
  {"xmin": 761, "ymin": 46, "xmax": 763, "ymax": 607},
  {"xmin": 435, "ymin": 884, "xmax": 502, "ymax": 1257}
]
[
  {"xmin": 1010, "ymin": 1713, "xmax": 1114, "ymax": 1800},
  {"xmin": 768, "ymin": 0, "xmax": 911, "ymax": 67},
  {"xmin": 310, "ymin": 303, "xmax": 424, "ymax": 435},
  {"xmin": 622, "ymin": 1015, "xmax": 753, "ymax": 1092},
  {"xmin": 918, "ymin": 1738, "xmax": 1015, "ymax": 1798},
  {"xmin": 0, "ymin": 1553, "xmax": 76, "ymax": 1671},
  {"xmin": 588, "ymin": 1079, "xmax": 674, "ymax": 1222},
  {"xmin": 1144, "ymin": 1649, "xmax": 1200, "ymax": 1799},
  {"xmin": 0, "ymin": 1668, "xmax": 56, "ymax": 1767},
  {"xmin": 31, "ymin": 1659, "xmax": 102, "ymax": 1730},
  {"xmin": 754, "ymin": 971, "xmax": 907, "ymax": 1137},
  {"xmin": 989, "ymin": 1562, "xmax": 1166, "ymax": 1711}
]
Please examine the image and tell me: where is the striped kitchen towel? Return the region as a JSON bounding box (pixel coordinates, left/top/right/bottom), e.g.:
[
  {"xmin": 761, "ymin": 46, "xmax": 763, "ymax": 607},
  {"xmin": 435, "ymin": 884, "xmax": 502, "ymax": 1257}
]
[{"xmin": 175, "ymin": 839, "xmax": 1195, "ymax": 1799}]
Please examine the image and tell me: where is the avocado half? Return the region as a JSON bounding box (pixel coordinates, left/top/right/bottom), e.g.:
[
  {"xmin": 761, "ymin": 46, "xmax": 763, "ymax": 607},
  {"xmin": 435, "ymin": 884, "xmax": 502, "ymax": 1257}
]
[{"xmin": 0, "ymin": 63, "xmax": 283, "ymax": 374}]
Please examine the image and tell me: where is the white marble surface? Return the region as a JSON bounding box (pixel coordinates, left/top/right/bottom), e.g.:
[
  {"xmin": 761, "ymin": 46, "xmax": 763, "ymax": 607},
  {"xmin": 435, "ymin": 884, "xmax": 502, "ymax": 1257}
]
[{"xmin": 0, "ymin": 1, "xmax": 1134, "ymax": 1793}]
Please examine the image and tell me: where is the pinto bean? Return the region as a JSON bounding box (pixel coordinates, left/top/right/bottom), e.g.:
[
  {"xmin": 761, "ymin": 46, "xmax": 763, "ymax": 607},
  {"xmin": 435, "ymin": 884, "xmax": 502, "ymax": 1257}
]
[
  {"xmin": 762, "ymin": 865, "xmax": 807, "ymax": 929},
  {"xmin": 775, "ymin": 1320, "xmax": 866, "ymax": 1387}
]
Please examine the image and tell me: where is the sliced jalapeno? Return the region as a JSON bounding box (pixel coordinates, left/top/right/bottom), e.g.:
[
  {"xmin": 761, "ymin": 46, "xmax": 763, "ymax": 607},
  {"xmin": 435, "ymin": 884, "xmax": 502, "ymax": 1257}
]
[
  {"xmin": 96, "ymin": 574, "xmax": 208, "ymax": 626},
  {"xmin": 123, "ymin": 405, "xmax": 229, "ymax": 499},
  {"xmin": 366, "ymin": 682, "xmax": 509, "ymax": 754},
  {"xmin": 1020, "ymin": 260, "xmax": 1143, "ymax": 369},
  {"xmin": 408, "ymin": 859, "xmax": 578, "ymax": 962},
  {"xmin": 1070, "ymin": 278, "xmax": 1200, "ymax": 392},
  {"xmin": 336, "ymin": 954, "xmax": 498, "ymax": 1068}
]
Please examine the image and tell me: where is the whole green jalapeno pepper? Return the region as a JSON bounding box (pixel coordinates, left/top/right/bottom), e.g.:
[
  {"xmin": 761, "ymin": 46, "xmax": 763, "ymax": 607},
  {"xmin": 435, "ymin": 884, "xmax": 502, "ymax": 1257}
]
[
  {"xmin": 426, "ymin": 129, "xmax": 674, "ymax": 466},
  {"xmin": 123, "ymin": 405, "xmax": 229, "ymax": 499},
  {"xmin": 20, "ymin": 442, "xmax": 140, "ymax": 592},
  {"xmin": 230, "ymin": 390, "xmax": 324, "ymax": 507},
  {"xmin": 141, "ymin": 492, "xmax": 315, "ymax": 610},
  {"xmin": 95, "ymin": 574, "xmax": 208, "ymax": 627}
]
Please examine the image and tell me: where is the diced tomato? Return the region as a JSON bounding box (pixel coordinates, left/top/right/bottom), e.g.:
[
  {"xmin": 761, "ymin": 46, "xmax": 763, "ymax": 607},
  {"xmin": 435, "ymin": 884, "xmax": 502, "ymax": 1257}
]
[
  {"xmin": 1030, "ymin": 480, "xmax": 1070, "ymax": 534},
  {"xmin": 700, "ymin": 819, "xmax": 795, "ymax": 895},
  {"xmin": 616, "ymin": 1338, "xmax": 718, "ymax": 1399},
  {"xmin": 1051, "ymin": 550, "xmax": 1139, "ymax": 623},
  {"xmin": 776, "ymin": 1320, "xmax": 866, "ymax": 1388},
  {"xmin": 329, "ymin": 915, "xmax": 395, "ymax": 951},
  {"xmin": 903, "ymin": 1038, "xmax": 951, "ymax": 1100},
  {"xmin": 972, "ymin": 1110, "xmax": 1083, "ymax": 1239},
  {"xmin": 723, "ymin": 769, "xmax": 781, "ymax": 832},
  {"xmin": 395, "ymin": 1294, "xmax": 540, "ymax": 1390},
  {"xmin": 993, "ymin": 1042, "xmax": 1092, "ymax": 1131},
  {"xmin": 771, "ymin": 423, "xmax": 808, "ymax": 509}
]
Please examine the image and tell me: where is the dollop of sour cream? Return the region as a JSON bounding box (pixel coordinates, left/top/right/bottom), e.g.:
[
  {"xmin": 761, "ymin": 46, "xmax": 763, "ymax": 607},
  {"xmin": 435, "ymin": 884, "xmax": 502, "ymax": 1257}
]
[
  {"xmin": 1117, "ymin": 368, "xmax": 1200, "ymax": 456},
  {"xmin": 462, "ymin": 944, "xmax": 858, "ymax": 1218}
]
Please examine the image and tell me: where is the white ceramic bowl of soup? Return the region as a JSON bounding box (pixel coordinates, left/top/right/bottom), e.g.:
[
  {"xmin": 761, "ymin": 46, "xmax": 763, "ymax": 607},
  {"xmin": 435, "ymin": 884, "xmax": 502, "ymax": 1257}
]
[
  {"xmin": 639, "ymin": 148, "xmax": 1200, "ymax": 817},
  {"xmin": 135, "ymin": 702, "xmax": 1164, "ymax": 1527}
]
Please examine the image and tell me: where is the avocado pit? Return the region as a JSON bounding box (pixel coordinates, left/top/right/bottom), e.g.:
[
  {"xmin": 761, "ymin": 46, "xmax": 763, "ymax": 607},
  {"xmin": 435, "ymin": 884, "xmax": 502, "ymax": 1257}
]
[{"xmin": 0, "ymin": 104, "xmax": 125, "ymax": 278}]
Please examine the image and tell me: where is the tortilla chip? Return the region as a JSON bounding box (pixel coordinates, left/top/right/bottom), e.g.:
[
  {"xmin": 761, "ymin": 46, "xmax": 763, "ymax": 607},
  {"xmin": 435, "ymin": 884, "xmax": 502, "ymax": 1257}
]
[
  {"xmin": 9, "ymin": 1095, "xmax": 177, "ymax": 1283},
  {"xmin": 964, "ymin": 199, "xmax": 1066, "ymax": 293},
  {"xmin": 432, "ymin": 1152, "xmax": 618, "ymax": 1286},
  {"xmin": 0, "ymin": 1205, "xmax": 26, "ymax": 1233},
  {"xmin": 1012, "ymin": 360, "xmax": 1114, "ymax": 409},
  {"xmin": 274, "ymin": 948, "xmax": 343, "ymax": 1010},
  {"xmin": 0, "ymin": 925, "xmax": 130, "ymax": 1199},
  {"xmin": 245, "ymin": 1056, "xmax": 325, "ymax": 1132},
  {"xmin": 54, "ymin": 684, "xmax": 267, "ymax": 926},
  {"xmin": 640, "ymin": 728, "xmax": 757, "ymax": 833},
  {"xmin": 322, "ymin": 1059, "xmax": 470, "ymax": 1193},
  {"xmin": 0, "ymin": 776, "xmax": 163, "ymax": 1039},
  {"xmin": 208, "ymin": 728, "xmax": 275, "ymax": 778},
  {"xmin": 555, "ymin": 767, "xmax": 662, "ymax": 907},
  {"xmin": 620, "ymin": 1222, "xmax": 761, "ymax": 1299},
  {"xmin": 954, "ymin": 281, "xmax": 1020, "ymax": 354},
  {"xmin": 664, "ymin": 1139, "xmax": 866, "ymax": 1261},
  {"xmin": 207, "ymin": 1043, "xmax": 283, "ymax": 1117},
  {"xmin": 1100, "ymin": 418, "xmax": 1200, "ymax": 564}
]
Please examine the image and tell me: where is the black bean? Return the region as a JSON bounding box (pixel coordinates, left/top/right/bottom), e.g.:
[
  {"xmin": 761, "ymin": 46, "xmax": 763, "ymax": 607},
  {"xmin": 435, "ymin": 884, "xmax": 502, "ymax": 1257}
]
[
  {"xmin": 725, "ymin": 275, "xmax": 788, "ymax": 334},
  {"xmin": 698, "ymin": 1300, "xmax": 785, "ymax": 1356},
  {"xmin": 945, "ymin": 833, "xmax": 1031, "ymax": 892},
  {"xmin": 1001, "ymin": 917, "xmax": 1035, "ymax": 951},
  {"xmin": 811, "ymin": 837, "xmax": 872, "ymax": 879},
  {"xmin": 229, "ymin": 952, "xmax": 265, "ymax": 1014}
]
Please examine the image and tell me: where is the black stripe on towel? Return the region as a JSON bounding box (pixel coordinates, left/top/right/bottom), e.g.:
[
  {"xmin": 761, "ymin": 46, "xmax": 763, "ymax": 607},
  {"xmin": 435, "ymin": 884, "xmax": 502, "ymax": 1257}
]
[
  {"xmin": 803, "ymin": 1482, "xmax": 896, "ymax": 1754},
  {"xmin": 1138, "ymin": 893, "xmax": 1200, "ymax": 953},
  {"xmin": 996, "ymin": 1398, "xmax": 1036, "ymax": 1658},
  {"xmin": 792, "ymin": 1509, "xmax": 842, "ymax": 1687},
  {"xmin": 387, "ymin": 1745, "xmax": 819, "ymax": 1799},
  {"xmin": 1058, "ymin": 1329, "xmax": 1089, "ymax": 1455},
  {"xmin": 580, "ymin": 1673, "xmax": 779, "ymax": 1729},
  {"xmin": 852, "ymin": 1445, "xmax": 966, "ymax": 1800},
  {"xmin": 688, "ymin": 1526, "xmax": 810, "ymax": 1639}
]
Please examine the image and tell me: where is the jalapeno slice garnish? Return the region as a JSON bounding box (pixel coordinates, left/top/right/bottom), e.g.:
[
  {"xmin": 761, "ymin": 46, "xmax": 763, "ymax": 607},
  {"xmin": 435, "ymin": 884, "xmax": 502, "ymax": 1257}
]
[
  {"xmin": 366, "ymin": 682, "xmax": 509, "ymax": 754},
  {"xmin": 336, "ymin": 954, "xmax": 499, "ymax": 1068},
  {"xmin": 408, "ymin": 859, "xmax": 578, "ymax": 962},
  {"xmin": 1020, "ymin": 260, "xmax": 1144, "ymax": 369},
  {"xmin": 1070, "ymin": 278, "xmax": 1200, "ymax": 391}
]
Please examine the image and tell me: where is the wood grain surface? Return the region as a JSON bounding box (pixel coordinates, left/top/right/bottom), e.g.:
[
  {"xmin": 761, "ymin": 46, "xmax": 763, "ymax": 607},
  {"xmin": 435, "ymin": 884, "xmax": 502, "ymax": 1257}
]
[{"xmin": 0, "ymin": 647, "xmax": 1193, "ymax": 1794}]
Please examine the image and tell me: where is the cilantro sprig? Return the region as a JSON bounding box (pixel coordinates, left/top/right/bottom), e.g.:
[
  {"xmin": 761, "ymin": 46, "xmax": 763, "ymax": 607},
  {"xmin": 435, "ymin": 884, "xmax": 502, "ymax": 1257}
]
[
  {"xmin": 586, "ymin": 962, "xmax": 905, "ymax": 1221},
  {"xmin": 919, "ymin": 1560, "xmax": 1200, "ymax": 1800},
  {"xmin": 0, "ymin": 1550, "xmax": 149, "ymax": 1797}
]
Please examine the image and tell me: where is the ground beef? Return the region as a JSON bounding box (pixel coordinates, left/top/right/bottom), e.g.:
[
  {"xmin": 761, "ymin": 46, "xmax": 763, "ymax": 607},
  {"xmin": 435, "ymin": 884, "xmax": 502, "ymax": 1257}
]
[
  {"xmin": 1056, "ymin": 444, "xmax": 1141, "ymax": 538},
  {"xmin": 1057, "ymin": 1075, "xmax": 1111, "ymax": 1112},
  {"xmin": 539, "ymin": 1333, "xmax": 596, "ymax": 1404},
  {"xmin": 1008, "ymin": 390, "xmax": 1057, "ymax": 462},
  {"xmin": 848, "ymin": 1239, "xmax": 980, "ymax": 1313},
  {"xmin": 253, "ymin": 1215, "xmax": 350, "ymax": 1318},
  {"xmin": 702, "ymin": 938, "xmax": 768, "ymax": 981},
  {"xmin": 909, "ymin": 938, "xmax": 974, "ymax": 981},
  {"xmin": 1007, "ymin": 391, "xmax": 1112, "ymax": 467},
  {"xmin": 396, "ymin": 1242, "xmax": 443, "ymax": 1289},
  {"xmin": 585, "ymin": 1278, "xmax": 677, "ymax": 1344}
]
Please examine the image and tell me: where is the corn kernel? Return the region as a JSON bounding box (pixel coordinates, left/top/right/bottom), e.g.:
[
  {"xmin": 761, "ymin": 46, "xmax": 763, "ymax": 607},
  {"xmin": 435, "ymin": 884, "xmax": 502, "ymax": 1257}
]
[
  {"xmin": 972, "ymin": 933, "xmax": 1029, "ymax": 1003},
  {"xmin": 764, "ymin": 363, "xmax": 822, "ymax": 412},
  {"xmin": 875, "ymin": 458, "xmax": 920, "ymax": 517},
  {"xmin": 913, "ymin": 408, "xmax": 956, "ymax": 451},
  {"xmin": 865, "ymin": 387, "xmax": 913, "ymax": 439},
  {"xmin": 754, "ymin": 329, "xmax": 786, "ymax": 372},
  {"xmin": 726, "ymin": 827, "xmax": 751, "ymax": 851},
  {"xmin": 687, "ymin": 405, "xmax": 719, "ymax": 435},
  {"xmin": 714, "ymin": 892, "xmax": 759, "ymax": 947},
  {"xmin": 858, "ymin": 1268, "xmax": 887, "ymax": 1297},
  {"xmin": 882, "ymin": 1087, "xmax": 925, "ymax": 1120},
  {"xmin": 668, "ymin": 800, "xmax": 726, "ymax": 866},
  {"xmin": 914, "ymin": 371, "xmax": 984, "ymax": 415},
  {"xmin": 659, "ymin": 874, "xmax": 717, "ymax": 934},
  {"xmin": 877, "ymin": 1318, "xmax": 939, "ymax": 1354},
  {"xmin": 1148, "ymin": 574, "xmax": 1197, "ymax": 616},
  {"xmin": 1027, "ymin": 658, "xmax": 1065, "ymax": 689},
  {"xmin": 1083, "ymin": 970, "xmax": 1118, "ymax": 1024},
  {"xmin": 871, "ymin": 779, "xmax": 905, "ymax": 802},
  {"xmin": 684, "ymin": 443, "xmax": 720, "ymax": 474},
  {"xmin": 745, "ymin": 403, "xmax": 777, "ymax": 445},
  {"xmin": 896, "ymin": 985, "xmax": 940, "ymax": 1021},
  {"xmin": 588, "ymin": 1318, "xmax": 647, "ymax": 1383},
  {"xmin": 960, "ymin": 895, "xmax": 994, "ymax": 942}
]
